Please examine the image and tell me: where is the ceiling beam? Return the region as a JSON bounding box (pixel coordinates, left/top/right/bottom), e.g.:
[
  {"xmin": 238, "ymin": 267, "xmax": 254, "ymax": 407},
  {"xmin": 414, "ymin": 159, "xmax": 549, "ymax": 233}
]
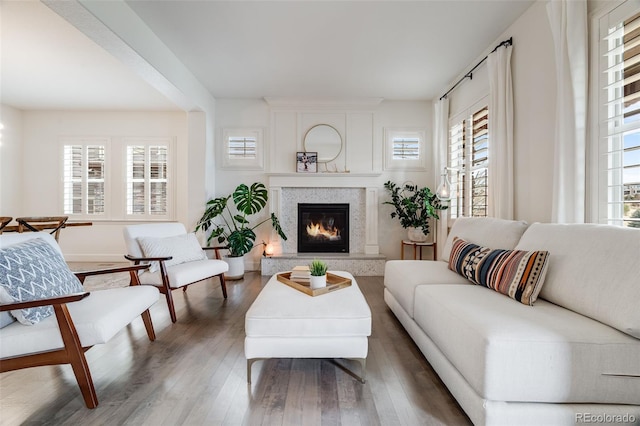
[{"xmin": 42, "ymin": 0, "xmax": 215, "ymax": 113}]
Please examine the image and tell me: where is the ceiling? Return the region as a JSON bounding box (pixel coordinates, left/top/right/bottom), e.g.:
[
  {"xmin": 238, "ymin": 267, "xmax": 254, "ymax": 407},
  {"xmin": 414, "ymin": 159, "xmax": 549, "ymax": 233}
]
[{"xmin": 1, "ymin": 0, "xmax": 535, "ymax": 111}]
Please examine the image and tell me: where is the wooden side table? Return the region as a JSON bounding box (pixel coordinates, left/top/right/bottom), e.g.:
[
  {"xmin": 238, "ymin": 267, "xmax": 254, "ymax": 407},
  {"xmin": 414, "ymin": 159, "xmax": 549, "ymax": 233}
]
[{"xmin": 401, "ymin": 240, "xmax": 436, "ymax": 260}]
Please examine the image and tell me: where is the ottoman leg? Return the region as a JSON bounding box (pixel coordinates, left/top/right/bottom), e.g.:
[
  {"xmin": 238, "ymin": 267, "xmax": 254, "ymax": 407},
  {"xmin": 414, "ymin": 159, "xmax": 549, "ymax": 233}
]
[
  {"xmin": 247, "ymin": 358, "xmax": 266, "ymax": 384},
  {"xmin": 354, "ymin": 358, "xmax": 367, "ymax": 384},
  {"xmin": 332, "ymin": 358, "xmax": 367, "ymax": 384}
]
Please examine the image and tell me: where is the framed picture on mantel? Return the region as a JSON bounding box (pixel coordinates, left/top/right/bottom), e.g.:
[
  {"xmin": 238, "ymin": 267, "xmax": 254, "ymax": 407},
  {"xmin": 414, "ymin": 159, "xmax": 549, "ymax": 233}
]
[{"xmin": 296, "ymin": 151, "xmax": 317, "ymax": 173}]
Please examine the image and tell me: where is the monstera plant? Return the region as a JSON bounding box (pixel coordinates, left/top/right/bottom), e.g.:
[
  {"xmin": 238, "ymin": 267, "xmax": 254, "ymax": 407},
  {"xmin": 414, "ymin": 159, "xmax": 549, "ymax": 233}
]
[{"xmin": 195, "ymin": 182, "xmax": 287, "ymax": 258}]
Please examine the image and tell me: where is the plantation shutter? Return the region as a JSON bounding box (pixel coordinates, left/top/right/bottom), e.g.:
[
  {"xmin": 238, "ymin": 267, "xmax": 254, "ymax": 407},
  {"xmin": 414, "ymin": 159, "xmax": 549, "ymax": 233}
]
[
  {"xmin": 228, "ymin": 137, "xmax": 257, "ymax": 160},
  {"xmin": 63, "ymin": 144, "xmax": 105, "ymax": 215},
  {"xmin": 471, "ymin": 106, "xmax": 489, "ymax": 217},
  {"xmin": 392, "ymin": 137, "xmax": 420, "ymax": 160},
  {"xmin": 448, "ymin": 120, "xmax": 466, "ymax": 218},
  {"xmin": 126, "ymin": 145, "xmax": 169, "ymax": 217},
  {"xmin": 602, "ymin": 8, "xmax": 640, "ymax": 227}
]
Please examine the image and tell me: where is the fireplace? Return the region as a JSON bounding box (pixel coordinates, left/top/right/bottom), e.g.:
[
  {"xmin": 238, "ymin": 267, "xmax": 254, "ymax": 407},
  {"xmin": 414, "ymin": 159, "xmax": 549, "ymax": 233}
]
[{"xmin": 297, "ymin": 203, "xmax": 349, "ymax": 253}]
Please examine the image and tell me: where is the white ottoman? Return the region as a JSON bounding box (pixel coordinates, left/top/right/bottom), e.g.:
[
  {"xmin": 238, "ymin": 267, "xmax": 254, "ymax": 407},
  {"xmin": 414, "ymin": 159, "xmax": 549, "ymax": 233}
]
[{"xmin": 245, "ymin": 271, "xmax": 372, "ymax": 383}]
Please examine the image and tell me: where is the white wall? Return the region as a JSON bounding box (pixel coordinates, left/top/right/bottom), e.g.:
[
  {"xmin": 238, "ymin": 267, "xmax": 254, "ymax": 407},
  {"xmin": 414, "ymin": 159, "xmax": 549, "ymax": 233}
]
[
  {"xmin": 16, "ymin": 110, "xmax": 192, "ymax": 261},
  {"xmin": 214, "ymin": 98, "xmax": 434, "ymax": 266},
  {"xmin": 0, "ymin": 105, "xmax": 23, "ymax": 216},
  {"xmin": 444, "ymin": 0, "xmax": 556, "ymax": 224}
]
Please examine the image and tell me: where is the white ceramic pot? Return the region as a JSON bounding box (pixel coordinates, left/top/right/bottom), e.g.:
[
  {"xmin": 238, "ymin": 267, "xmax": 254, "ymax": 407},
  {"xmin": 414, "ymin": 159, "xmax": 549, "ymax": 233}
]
[
  {"xmin": 224, "ymin": 255, "xmax": 245, "ymax": 280},
  {"xmin": 309, "ymin": 275, "xmax": 327, "ymax": 289},
  {"xmin": 407, "ymin": 227, "xmax": 429, "ymax": 242}
]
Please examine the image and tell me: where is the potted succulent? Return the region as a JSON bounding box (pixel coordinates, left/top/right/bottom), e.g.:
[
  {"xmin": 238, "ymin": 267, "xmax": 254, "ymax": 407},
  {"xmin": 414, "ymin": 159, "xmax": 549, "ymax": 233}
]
[
  {"xmin": 309, "ymin": 259, "xmax": 328, "ymax": 289},
  {"xmin": 383, "ymin": 180, "xmax": 448, "ymax": 242},
  {"xmin": 195, "ymin": 182, "xmax": 287, "ymax": 280}
]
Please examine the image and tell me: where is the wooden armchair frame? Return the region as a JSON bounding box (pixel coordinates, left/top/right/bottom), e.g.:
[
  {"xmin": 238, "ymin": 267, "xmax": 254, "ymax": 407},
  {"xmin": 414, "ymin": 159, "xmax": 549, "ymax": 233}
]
[
  {"xmin": 0, "ymin": 264, "xmax": 154, "ymax": 409},
  {"xmin": 125, "ymin": 245, "xmax": 227, "ymax": 323}
]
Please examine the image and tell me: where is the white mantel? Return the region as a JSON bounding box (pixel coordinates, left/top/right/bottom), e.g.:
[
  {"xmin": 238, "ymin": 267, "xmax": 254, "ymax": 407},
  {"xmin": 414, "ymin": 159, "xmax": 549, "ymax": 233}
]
[
  {"xmin": 268, "ymin": 173, "xmax": 380, "ymax": 188},
  {"xmin": 267, "ymin": 173, "xmax": 380, "ymax": 255}
]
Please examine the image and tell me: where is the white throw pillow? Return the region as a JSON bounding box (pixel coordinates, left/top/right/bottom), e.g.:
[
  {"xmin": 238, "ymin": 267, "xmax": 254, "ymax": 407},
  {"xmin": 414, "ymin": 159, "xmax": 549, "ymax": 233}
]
[{"xmin": 137, "ymin": 233, "xmax": 207, "ymax": 273}]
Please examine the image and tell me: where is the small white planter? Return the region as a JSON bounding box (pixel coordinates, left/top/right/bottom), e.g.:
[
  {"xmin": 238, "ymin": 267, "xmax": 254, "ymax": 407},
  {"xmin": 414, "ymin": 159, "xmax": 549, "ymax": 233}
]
[
  {"xmin": 407, "ymin": 227, "xmax": 429, "ymax": 242},
  {"xmin": 310, "ymin": 275, "xmax": 327, "ymax": 289},
  {"xmin": 224, "ymin": 255, "xmax": 245, "ymax": 280}
]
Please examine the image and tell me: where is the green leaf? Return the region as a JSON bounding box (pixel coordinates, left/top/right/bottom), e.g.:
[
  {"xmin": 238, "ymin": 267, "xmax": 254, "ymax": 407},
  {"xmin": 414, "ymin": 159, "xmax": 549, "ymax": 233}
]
[
  {"xmin": 270, "ymin": 213, "xmax": 288, "ymax": 241},
  {"xmin": 233, "ymin": 182, "xmax": 268, "ymax": 215},
  {"xmin": 226, "ymin": 228, "xmax": 256, "ymax": 256}
]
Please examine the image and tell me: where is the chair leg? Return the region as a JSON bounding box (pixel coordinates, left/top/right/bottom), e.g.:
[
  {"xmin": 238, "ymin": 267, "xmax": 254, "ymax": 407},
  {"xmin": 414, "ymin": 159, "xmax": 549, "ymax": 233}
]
[
  {"xmin": 53, "ymin": 304, "xmax": 99, "ymax": 409},
  {"xmin": 141, "ymin": 309, "xmax": 156, "ymax": 341},
  {"xmin": 164, "ymin": 290, "xmax": 178, "ymax": 323},
  {"xmin": 219, "ymin": 273, "xmax": 227, "ymax": 299}
]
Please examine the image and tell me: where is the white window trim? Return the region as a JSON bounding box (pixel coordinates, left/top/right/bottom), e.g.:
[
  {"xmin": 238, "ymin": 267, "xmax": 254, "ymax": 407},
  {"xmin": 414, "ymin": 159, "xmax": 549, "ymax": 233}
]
[
  {"xmin": 383, "ymin": 127, "xmax": 427, "ymax": 171},
  {"xmin": 590, "ymin": 0, "xmax": 640, "ymax": 226},
  {"xmin": 123, "ymin": 137, "xmax": 175, "ymax": 221},
  {"xmin": 447, "ymin": 96, "xmax": 489, "ymax": 222},
  {"xmin": 60, "ymin": 137, "xmax": 176, "ymax": 222},
  {"xmin": 221, "ymin": 128, "xmax": 264, "ymax": 170},
  {"xmin": 59, "ymin": 137, "xmax": 111, "ymax": 220}
]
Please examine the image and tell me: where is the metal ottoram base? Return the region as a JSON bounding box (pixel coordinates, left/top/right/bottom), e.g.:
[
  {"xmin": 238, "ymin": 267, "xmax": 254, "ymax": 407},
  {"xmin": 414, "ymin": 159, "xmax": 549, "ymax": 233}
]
[{"xmin": 247, "ymin": 358, "xmax": 367, "ymax": 385}]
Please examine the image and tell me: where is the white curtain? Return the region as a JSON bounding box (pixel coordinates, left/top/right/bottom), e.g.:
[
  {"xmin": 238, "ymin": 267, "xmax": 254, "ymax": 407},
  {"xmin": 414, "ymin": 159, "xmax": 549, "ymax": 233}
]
[
  {"xmin": 487, "ymin": 44, "xmax": 514, "ymax": 220},
  {"xmin": 433, "ymin": 97, "xmax": 449, "ymax": 260},
  {"xmin": 547, "ymin": 0, "xmax": 587, "ymax": 223}
]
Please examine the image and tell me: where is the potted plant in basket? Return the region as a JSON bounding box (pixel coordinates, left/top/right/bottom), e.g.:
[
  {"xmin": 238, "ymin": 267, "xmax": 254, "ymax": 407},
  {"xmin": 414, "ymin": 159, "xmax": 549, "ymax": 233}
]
[
  {"xmin": 382, "ymin": 180, "xmax": 448, "ymax": 242},
  {"xmin": 195, "ymin": 182, "xmax": 287, "ymax": 280},
  {"xmin": 309, "ymin": 259, "xmax": 328, "ymax": 289}
]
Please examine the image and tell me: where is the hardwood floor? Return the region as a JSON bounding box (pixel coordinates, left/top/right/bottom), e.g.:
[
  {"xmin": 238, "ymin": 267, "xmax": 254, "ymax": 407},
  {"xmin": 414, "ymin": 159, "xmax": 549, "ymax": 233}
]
[{"xmin": 0, "ymin": 270, "xmax": 472, "ymax": 426}]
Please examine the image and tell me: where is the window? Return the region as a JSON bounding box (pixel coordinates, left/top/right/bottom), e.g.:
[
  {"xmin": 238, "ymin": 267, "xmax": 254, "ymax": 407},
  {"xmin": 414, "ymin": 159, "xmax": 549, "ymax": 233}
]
[
  {"xmin": 61, "ymin": 137, "xmax": 173, "ymax": 221},
  {"xmin": 221, "ymin": 128, "xmax": 264, "ymax": 170},
  {"xmin": 126, "ymin": 143, "xmax": 169, "ymax": 218},
  {"xmin": 448, "ymin": 103, "xmax": 489, "ymax": 218},
  {"xmin": 597, "ymin": 3, "xmax": 640, "ymax": 227},
  {"xmin": 384, "ymin": 128, "xmax": 427, "ymax": 170},
  {"xmin": 63, "ymin": 140, "xmax": 108, "ymax": 217}
]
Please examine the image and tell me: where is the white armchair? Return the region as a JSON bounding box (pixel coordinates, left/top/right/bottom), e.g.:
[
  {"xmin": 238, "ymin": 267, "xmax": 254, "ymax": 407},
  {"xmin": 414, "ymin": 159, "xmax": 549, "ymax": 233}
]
[
  {"xmin": 123, "ymin": 223, "xmax": 229, "ymax": 323},
  {"xmin": 0, "ymin": 232, "xmax": 159, "ymax": 409}
]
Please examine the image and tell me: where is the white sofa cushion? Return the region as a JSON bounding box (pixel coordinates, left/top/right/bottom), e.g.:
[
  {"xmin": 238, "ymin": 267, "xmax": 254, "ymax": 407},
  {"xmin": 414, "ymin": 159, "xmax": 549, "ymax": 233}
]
[
  {"xmin": 441, "ymin": 217, "xmax": 529, "ymax": 262},
  {"xmin": 384, "ymin": 260, "xmax": 470, "ymax": 318},
  {"xmin": 245, "ymin": 271, "xmax": 371, "ymax": 338},
  {"xmin": 137, "ymin": 233, "xmax": 207, "ymax": 273},
  {"xmin": 0, "ymin": 285, "xmax": 159, "ymax": 359},
  {"xmin": 138, "ymin": 258, "xmax": 228, "ymax": 288},
  {"xmin": 123, "ymin": 222, "xmax": 188, "ymax": 258},
  {"xmin": 413, "ymin": 284, "xmax": 640, "ymax": 404},
  {"xmin": 516, "ymin": 223, "xmax": 640, "ymax": 339}
]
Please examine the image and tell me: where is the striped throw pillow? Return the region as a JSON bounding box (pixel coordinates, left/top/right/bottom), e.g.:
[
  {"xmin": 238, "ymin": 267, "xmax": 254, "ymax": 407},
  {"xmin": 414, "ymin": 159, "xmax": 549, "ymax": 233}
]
[{"xmin": 448, "ymin": 237, "xmax": 550, "ymax": 305}]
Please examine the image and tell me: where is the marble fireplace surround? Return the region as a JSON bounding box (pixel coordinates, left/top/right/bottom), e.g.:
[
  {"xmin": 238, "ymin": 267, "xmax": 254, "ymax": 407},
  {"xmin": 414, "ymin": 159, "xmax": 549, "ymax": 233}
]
[{"xmin": 261, "ymin": 174, "xmax": 385, "ymax": 276}]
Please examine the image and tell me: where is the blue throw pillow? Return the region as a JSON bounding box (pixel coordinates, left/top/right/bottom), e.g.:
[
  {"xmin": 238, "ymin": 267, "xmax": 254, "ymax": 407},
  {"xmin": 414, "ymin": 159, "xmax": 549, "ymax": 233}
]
[{"xmin": 0, "ymin": 238, "xmax": 85, "ymax": 325}]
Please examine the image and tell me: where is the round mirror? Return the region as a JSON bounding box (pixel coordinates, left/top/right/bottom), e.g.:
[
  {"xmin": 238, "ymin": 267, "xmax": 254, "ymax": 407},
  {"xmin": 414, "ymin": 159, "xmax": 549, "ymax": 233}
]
[{"xmin": 304, "ymin": 124, "xmax": 343, "ymax": 162}]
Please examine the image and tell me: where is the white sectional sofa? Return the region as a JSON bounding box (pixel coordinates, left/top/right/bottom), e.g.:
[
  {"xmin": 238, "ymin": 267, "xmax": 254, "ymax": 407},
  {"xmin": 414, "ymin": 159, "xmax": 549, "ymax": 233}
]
[{"xmin": 384, "ymin": 217, "xmax": 640, "ymax": 426}]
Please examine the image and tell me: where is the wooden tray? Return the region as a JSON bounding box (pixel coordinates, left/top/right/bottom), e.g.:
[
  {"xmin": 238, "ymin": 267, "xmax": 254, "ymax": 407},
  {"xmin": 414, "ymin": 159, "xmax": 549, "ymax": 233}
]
[{"xmin": 276, "ymin": 272, "xmax": 352, "ymax": 296}]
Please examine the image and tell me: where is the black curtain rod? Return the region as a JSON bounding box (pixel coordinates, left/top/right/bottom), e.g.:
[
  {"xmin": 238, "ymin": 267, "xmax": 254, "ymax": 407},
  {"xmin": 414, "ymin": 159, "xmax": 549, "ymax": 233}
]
[{"xmin": 439, "ymin": 37, "xmax": 513, "ymax": 101}]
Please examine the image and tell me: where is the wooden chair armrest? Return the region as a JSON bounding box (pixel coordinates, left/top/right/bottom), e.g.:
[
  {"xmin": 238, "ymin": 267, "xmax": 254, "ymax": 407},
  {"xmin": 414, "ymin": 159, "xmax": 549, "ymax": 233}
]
[
  {"xmin": 74, "ymin": 264, "xmax": 150, "ymax": 281},
  {"xmin": 124, "ymin": 254, "xmax": 172, "ymax": 262},
  {"xmin": 203, "ymin": 245, "xmax": 228, "ymax": 260},
  {"xmin": 0, "ymin": 292, "xmax": 89, "ymax": 312}
]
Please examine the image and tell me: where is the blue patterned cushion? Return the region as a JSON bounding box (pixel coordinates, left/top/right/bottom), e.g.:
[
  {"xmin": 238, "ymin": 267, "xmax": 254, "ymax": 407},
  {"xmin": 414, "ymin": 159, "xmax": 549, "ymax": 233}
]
[{"xmin": 0, "ymin": 238, "xmax": 84, "ymax": 325}]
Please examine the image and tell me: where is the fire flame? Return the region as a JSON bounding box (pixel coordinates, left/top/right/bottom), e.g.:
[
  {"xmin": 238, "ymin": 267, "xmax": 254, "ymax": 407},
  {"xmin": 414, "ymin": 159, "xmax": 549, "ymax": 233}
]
[{"xmin": 306, "ymin": 221, "xmax": 341, "ymax": 241}]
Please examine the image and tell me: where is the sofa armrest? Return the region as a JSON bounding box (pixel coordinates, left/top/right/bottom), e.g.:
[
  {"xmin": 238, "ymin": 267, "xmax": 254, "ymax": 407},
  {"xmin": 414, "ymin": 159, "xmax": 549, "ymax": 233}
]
[{"xmin": 0, "ymin": 292, "xmax": 89, "ymax": 312}]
